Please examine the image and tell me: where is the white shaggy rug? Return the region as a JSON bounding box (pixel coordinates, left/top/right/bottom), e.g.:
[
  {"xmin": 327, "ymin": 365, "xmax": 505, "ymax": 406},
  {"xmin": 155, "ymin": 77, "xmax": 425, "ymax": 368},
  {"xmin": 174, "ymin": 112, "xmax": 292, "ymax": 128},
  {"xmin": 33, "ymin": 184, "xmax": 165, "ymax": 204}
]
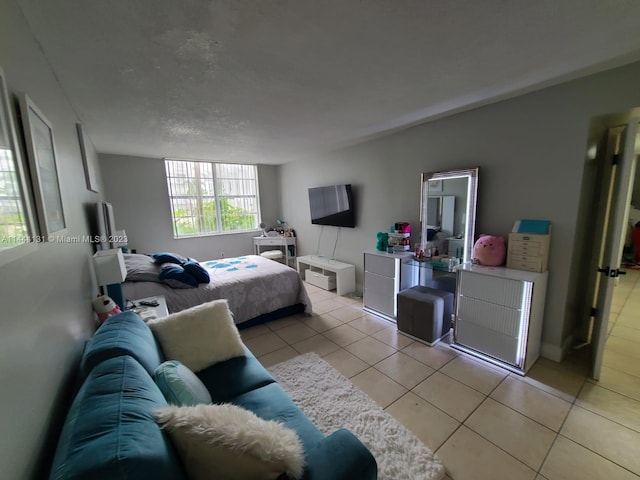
[{"xmin": 268, "ymin": 353, "xmax": 445, "ymax": 480}]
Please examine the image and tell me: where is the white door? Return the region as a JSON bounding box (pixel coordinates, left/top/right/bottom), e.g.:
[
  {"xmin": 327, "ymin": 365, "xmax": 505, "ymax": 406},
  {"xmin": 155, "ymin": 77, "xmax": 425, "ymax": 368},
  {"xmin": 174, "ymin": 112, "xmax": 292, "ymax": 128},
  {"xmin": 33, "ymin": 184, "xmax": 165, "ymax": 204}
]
[{"xmin": 591, "ymin": 119, "xmax": 638, "ymax": 380}]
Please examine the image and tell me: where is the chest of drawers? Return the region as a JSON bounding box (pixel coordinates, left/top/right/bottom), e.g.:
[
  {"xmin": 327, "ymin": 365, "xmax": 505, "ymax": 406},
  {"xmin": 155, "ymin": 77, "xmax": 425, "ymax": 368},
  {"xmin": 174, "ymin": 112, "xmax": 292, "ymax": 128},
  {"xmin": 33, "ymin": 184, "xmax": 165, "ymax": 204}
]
[
  {"xmin": 453, "ymin": 264, "xmax": 548, "ymax": 374},
  {"xmin": 506, "ymin": 233, "xmax": 550, "ymax": 273}
]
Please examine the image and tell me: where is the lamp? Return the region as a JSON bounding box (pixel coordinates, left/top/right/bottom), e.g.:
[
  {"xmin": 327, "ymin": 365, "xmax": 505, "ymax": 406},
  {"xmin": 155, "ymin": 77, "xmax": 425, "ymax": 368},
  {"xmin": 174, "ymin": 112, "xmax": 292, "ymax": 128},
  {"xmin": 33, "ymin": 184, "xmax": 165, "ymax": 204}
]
[{"xmin": 93, "ymin": 248, "xmax": 127, "ymax": 310}]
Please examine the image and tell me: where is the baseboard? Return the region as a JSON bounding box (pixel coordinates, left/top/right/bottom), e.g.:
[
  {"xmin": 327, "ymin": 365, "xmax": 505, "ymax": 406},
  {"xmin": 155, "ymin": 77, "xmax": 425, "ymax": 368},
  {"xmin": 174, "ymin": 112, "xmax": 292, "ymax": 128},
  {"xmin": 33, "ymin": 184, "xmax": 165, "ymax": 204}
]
[{"xmin": 540, "ymin": 334, "xmax": 574, "ymax": 362}]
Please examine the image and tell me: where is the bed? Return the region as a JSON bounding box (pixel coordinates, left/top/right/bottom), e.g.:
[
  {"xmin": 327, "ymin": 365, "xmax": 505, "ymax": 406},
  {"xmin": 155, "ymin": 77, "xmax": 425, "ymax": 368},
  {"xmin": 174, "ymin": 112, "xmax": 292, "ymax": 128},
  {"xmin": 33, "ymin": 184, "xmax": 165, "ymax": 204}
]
[{"xmin": 122, "ymin": 254, "xmax": 311, "ymax": 327}]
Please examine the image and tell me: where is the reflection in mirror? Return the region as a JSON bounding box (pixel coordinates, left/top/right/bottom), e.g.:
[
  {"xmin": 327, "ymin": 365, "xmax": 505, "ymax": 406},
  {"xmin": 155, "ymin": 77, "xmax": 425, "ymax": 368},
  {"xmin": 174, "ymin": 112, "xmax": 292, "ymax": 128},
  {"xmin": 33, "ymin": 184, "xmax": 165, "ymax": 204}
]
[{"xmin": 420, "ymin": 167, "xmax": 479, "ymax": 263}]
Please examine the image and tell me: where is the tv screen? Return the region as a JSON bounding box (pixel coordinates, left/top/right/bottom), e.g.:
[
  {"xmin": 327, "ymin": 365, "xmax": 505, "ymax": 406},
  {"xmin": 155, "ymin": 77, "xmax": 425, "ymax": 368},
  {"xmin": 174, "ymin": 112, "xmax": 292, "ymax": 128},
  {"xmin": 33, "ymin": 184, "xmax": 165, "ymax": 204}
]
[{"xmin": 308, "ymin": 184, "xmax": 355, "ymax": 228}]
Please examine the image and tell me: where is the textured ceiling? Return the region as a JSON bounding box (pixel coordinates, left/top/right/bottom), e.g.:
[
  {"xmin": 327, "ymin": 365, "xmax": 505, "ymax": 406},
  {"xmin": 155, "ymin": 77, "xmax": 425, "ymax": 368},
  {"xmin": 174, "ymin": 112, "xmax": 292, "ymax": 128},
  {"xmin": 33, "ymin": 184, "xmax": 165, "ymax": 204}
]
[{"xmin": 17, "ymin": 0, "xmax": 640, "ymax": 164}]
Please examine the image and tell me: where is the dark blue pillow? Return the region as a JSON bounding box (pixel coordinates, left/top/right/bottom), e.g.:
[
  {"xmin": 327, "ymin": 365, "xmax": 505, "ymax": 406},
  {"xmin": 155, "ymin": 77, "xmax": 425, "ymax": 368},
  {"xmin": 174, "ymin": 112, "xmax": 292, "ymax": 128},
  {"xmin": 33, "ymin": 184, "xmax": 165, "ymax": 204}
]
[
  {"xmin": 183, "ymin": 261, "xmax": 210, "ymax": 283},
  {"xmin": 427, "ymin": 228, "xmax": 439, "ymax": 241},
  {"xmin": 151, "ymin": 252, "xmax": 186, "ymax": 265},
  {"xmin": 158, "ymin": 264, "xmax": 198, "ymax": 288}
]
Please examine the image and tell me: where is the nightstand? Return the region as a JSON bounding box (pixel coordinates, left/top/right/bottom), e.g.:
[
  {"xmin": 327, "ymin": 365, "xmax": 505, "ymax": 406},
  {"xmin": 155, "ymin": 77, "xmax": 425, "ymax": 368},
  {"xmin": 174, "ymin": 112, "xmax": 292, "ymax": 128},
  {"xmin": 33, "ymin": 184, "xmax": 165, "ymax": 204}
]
[{"xmin": 128, "ymin": 295, "xmax": 168, "ymax": 322}]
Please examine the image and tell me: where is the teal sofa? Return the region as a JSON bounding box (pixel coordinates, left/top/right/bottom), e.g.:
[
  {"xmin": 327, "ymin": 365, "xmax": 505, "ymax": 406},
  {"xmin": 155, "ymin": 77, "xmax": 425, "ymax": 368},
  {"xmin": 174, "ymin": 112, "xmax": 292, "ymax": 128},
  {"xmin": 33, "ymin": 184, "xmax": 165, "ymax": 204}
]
[{"xmin": 49, "ymin": 311, "xmax": 377, "ymax": 480}]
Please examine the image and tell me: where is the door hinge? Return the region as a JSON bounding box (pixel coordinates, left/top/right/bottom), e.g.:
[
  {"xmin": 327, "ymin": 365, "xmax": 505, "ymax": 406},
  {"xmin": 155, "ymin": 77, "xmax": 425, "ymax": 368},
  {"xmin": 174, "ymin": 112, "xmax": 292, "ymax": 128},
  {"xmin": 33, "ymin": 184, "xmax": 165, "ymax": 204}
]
[
  {"xmin": 612, "ymin": 153, "xmax": 620, "ymax": 165},
  {"xmin": 590, "ymin": 307, "xmax": 598, "ymax": 317}
]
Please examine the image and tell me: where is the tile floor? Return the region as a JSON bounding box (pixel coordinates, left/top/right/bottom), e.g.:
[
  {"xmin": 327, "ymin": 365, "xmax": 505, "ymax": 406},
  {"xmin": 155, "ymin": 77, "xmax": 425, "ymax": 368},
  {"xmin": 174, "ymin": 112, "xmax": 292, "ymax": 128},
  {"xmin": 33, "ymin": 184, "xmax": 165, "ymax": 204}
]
[{"xmin": 240, "ymin": 270, "xmax": 640, "ymax": 480}]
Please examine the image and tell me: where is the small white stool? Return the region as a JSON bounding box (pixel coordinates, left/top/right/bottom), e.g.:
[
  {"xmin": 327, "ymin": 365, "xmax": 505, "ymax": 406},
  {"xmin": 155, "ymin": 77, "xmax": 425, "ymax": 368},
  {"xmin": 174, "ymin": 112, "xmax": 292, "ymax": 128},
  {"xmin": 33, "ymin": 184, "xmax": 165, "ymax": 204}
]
[{"xmin": 260, "ymin": 250, "xmax": 284, "ymax": 262}]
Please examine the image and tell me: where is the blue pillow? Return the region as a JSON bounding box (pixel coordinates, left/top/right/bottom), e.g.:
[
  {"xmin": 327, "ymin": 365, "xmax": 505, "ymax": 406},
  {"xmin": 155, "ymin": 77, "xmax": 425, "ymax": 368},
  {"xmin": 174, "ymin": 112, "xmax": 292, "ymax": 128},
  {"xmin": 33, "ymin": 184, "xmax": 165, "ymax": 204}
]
[
  {"xmin": 151, "ymin": 252, "xmax": 186, "ymax": 265},
  {"xmin": 183, "ymin": 261, "xmax": 210, "ymax": 283},
  {"xmin": 154, "ymin": 361, "xmax": 212, "ymax": 406},
  {"xmin": 158, "ymin": 264, "xmax": 198, "ymax": 288}
]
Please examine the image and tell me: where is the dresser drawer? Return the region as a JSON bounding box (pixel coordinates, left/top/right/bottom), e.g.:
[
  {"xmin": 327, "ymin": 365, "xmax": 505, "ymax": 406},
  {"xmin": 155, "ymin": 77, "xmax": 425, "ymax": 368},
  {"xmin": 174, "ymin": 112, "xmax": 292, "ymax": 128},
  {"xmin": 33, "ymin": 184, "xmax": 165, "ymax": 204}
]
[
  {"xmin": 365, "ymin": 253, "xmax": 397, "ymax": 278},
  {"xmin": 507, "ymin": 255, "xmax": 542, "ymax": 271},
  {"xmin": 458, "ymin": 271, "xmax": 526, "ymax": 309},
  {"xmin": 456, "ymin": 319, "xmax": 520, "ymax": 367},
  {"xmin": 457, "ymin": 296, "xmax": 522, "ymax": 337},
  {"xmin": 509, "ymin": 244, "xmax": 543, "ymax": 256},
  {"xmin": 363, "ymin": 271, "xmax": 396, "ymax": 317},
  {"xmin": 257, "ymin": 238, "xmax": 284, "ymax": 246}
]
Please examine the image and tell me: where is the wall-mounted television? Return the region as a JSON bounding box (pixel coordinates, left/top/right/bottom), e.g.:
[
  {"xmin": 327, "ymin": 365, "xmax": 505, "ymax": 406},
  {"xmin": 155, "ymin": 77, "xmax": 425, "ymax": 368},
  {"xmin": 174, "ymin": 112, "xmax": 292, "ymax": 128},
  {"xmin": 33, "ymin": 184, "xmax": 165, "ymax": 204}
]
[{"xmin": 308, "ymin": 184, "xmax": 355, "ymax": 228}]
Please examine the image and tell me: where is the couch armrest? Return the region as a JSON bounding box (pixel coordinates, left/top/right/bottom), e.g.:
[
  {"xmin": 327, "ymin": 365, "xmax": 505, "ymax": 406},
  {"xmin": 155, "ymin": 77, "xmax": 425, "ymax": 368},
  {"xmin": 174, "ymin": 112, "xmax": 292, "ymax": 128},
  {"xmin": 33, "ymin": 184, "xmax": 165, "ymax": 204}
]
[{"xmin": 302, "ymin": 429, "xmax": 377, "ymax": 480}]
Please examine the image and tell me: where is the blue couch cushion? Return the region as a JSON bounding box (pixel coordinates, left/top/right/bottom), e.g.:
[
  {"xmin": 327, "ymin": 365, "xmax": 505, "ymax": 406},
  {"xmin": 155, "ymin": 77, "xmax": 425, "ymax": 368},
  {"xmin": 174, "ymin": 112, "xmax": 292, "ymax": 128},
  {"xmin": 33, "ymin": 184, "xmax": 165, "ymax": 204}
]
[
  {"xmin": 196, "ymin": 347, "xmax": 275, "ymax": 403},
  {"xmin": 231, "ymin": 382, "xmax": 324, "ymax": 452},
  {"xmin": 49, "ymin": 355, "xmax": 186, "ymax": 480},
  {"xmin": 80, "ymin": 310, "xmax": 164, "ymax": 378},
  {"xmin": 302, "ymin": 429, "xmax": 377, "ymax": 480}
]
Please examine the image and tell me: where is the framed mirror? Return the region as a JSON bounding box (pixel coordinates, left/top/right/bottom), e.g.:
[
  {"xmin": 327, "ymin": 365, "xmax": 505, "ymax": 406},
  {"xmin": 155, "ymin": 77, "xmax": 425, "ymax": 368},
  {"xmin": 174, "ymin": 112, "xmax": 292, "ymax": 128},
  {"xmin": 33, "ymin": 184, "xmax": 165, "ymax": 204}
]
[{"xmin": 420, "ymin": 167, "xmax": 479, "ymax": 263}]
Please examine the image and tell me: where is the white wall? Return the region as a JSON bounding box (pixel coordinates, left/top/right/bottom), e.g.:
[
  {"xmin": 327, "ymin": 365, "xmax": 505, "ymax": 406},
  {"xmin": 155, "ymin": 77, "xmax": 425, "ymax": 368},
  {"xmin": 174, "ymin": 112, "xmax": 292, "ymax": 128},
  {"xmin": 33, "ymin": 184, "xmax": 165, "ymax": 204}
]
[
  {"xmin": 0, "ymin": 1, "xmax": 105, "ymax": 478},
  {"xmin": 98, "ymin": 153, "xmax": 282, "ymax": 260},
  {"xmin": 280, "ymin": 60, "xmax": 640, "ymax": 361}
]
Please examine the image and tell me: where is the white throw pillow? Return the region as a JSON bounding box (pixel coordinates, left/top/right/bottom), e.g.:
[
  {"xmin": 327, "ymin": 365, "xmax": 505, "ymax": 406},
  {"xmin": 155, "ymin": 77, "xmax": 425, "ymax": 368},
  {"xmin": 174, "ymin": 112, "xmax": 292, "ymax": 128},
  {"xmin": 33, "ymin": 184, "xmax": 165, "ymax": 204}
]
[
  {"xmin": 148, "ymin": 299, "xmax": 245, "ymax": 372},
  {"xmin": 155, "ymin": 404, "xmax": 305, "ymax": 480}
]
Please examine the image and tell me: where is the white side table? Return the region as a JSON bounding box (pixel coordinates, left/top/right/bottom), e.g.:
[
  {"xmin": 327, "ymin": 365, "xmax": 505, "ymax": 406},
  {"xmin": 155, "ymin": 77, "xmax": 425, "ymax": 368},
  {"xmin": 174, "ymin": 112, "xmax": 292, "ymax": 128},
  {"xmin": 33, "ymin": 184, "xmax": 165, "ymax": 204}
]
[{"xmin": 128, "ymin": 295, "xmax": 168, "ymax": 322}]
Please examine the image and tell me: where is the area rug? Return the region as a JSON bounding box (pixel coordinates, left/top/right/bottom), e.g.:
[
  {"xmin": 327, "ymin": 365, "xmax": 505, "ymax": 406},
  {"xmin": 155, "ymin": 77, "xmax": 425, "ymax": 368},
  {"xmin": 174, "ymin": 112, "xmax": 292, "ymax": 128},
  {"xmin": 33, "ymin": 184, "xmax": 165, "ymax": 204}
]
[{"xmin": 268, "ymin": 353, "xmax": 445, "ymax": 480}]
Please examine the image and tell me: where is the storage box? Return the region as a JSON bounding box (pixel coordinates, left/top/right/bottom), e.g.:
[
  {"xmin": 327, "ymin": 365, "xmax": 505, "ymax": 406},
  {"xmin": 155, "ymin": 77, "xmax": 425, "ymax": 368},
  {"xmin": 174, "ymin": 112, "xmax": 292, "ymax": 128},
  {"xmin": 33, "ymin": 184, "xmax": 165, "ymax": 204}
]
[
  {"xmin": 305, "ymin": 269, "xmax": 337, "ymax": 291},
  {"xmin": 507, "ymin": 233, "xmax": 550, "ymax": 272}
]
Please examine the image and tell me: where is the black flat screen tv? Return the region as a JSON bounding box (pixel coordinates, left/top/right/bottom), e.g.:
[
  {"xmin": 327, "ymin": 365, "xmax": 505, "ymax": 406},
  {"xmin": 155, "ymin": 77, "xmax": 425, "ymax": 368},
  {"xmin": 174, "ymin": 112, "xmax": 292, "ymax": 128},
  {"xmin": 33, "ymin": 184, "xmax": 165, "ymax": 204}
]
[{"xmin": 308, "ymin": 184, "xmax": 355, "ymax": 228}]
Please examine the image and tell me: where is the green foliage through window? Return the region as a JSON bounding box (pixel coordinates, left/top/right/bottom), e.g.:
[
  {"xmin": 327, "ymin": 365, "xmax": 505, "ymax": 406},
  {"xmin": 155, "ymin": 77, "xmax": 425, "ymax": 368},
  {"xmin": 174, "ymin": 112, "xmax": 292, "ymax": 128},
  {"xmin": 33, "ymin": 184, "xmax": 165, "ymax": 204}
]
[{"xmin": 165, "ymin": 160, "xmax": 260, "ymax": 238}]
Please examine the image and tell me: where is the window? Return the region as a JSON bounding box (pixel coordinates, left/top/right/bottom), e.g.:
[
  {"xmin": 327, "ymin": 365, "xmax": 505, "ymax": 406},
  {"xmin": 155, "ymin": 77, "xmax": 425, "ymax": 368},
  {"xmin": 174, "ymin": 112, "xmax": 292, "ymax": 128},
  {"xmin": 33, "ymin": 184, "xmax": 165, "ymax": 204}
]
[
  {"xmin": 164, "ymin": 159, "xmax": 261, "ymax": 238},
  {"xmin": 0, "ymin": 67, "xmax": 35, "ymax": 259},
  {"xmin": 0, "ymin": 147, "xmax": 30, "ymax": 248}
]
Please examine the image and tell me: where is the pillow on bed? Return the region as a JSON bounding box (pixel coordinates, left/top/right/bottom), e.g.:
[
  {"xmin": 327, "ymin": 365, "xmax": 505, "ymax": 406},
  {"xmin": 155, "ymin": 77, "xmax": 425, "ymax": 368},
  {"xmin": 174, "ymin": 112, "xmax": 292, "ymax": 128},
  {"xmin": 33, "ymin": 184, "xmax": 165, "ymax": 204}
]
[
  {"xmin": 147, "ymin": 299, "xmax": 245, "ymax": 372},
  {"xmin": 159, "ymin": 264, "xmax": 199, "ymax": 288},
  {"xmin": 152, "ymin": 252, "xmax": 187, "ymax": 265},
  {"xmin": 183, "ymin": 261, "xmax": 210, "ymax": 283},
  {"xmin": 123, "ymin": 253, "xmax": 161, "ymax": 282},
  {"xmin": 155, "ymin": 403, "xmax": 305, "ymax": 480}
]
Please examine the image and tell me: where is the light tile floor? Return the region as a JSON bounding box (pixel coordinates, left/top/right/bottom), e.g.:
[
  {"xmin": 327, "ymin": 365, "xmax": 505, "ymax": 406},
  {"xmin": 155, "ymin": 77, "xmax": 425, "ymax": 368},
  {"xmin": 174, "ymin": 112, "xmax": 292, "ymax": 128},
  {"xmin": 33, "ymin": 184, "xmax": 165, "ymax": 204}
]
[{"xmin": 240, "ymin": 271, "xmax": 640, "ymax": 480}]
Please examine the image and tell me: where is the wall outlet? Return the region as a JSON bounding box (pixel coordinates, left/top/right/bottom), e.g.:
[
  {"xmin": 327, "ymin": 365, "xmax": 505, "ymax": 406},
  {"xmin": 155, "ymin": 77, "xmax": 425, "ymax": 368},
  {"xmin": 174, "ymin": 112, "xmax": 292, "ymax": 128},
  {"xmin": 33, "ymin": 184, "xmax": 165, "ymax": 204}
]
[{"xmin": 220, "ymin": 252, "xmax": 225, "ymax": 259}]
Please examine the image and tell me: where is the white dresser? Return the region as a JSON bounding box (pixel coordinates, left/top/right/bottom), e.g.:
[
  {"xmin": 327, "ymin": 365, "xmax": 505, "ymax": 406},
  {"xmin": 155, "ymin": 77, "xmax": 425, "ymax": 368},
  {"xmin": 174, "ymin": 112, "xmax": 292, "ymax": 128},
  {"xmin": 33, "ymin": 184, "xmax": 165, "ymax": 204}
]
[
  {"xmin": 452, "ymin": 264, "xmax": 548, "ymax": 375},
  {"xmin": 363, "ymin": 250, "xmax": 418, "ymax": 320}
]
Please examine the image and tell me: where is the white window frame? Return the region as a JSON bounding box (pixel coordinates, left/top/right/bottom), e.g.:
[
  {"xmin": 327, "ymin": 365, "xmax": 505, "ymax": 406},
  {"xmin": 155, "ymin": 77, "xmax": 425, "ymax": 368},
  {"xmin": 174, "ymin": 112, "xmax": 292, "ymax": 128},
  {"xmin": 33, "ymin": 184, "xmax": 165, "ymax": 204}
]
[{"xmin": 164, "ymin": 159, "xmax": 262, "ymax": 238}]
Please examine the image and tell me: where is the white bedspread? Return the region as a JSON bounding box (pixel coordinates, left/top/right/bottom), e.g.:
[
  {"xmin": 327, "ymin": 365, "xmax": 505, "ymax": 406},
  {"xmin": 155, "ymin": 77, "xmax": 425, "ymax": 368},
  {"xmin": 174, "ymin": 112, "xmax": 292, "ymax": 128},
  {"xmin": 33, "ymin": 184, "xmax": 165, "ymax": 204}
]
[{"xmin": 122, "ymin": 255, "xmax": 311, "ymax": 325}]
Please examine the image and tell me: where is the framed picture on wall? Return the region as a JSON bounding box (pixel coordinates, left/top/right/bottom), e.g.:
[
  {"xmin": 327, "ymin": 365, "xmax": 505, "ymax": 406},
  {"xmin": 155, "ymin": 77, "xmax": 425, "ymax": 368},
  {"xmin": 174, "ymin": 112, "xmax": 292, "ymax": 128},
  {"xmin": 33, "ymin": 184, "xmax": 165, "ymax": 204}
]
[
  {"xmin": 19, "ymin": 94, "xmax": 66, "ymax": 238},
  {"xmin": 76, "ymin": 122, "xmax": 99, "ymax": 193},
  {"xmin": 0, "ymin": 67, "xmax": 37, "ymax": 257}
]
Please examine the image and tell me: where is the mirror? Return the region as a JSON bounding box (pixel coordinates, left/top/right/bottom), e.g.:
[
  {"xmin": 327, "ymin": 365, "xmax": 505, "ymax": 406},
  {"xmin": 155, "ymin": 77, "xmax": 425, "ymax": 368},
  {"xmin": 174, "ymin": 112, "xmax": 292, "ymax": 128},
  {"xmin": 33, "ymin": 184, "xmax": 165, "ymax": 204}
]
[{"xmin": 420, "ymin": 167, "xmax": 479, "ymax": 263}]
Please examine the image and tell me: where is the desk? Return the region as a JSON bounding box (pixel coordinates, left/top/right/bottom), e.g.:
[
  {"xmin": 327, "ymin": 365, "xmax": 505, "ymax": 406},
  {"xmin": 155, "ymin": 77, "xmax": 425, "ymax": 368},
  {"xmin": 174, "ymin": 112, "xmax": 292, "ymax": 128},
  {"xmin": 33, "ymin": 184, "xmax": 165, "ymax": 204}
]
[{"xmin": 253, "ymin": 236, "xmax": 296, "ymax": 267}]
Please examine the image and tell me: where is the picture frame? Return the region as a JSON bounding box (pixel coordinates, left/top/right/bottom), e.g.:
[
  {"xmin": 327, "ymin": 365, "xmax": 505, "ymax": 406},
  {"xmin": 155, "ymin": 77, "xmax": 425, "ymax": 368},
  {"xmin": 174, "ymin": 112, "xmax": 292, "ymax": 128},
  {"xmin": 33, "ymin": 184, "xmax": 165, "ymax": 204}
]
[
  {"xmin": 76, "ymin": 122, "xmax": 99, "ymax": 193},
  {"xmin": 19, "ymin": 94, "xmax": 66, "ymax": 238},
  {"xmin": 0, "ymin": 67, "xmax": 37, "ymax": 258},
  {"xmin": 427, "ymin": 179, "xmax": 443, "ymax": 192}
]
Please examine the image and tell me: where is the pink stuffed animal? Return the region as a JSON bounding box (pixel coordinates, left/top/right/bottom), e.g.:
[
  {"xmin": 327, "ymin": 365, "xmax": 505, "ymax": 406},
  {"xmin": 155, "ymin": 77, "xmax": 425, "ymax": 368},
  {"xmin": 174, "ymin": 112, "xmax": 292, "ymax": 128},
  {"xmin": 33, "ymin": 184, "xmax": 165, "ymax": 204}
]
[
  {"xmin": 472, "ymin": 235, "xmax": 506, "ymax": 266},
  {"xmin": 92, "ymin": 295, "xmax": 122, "ymax": 325}
]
